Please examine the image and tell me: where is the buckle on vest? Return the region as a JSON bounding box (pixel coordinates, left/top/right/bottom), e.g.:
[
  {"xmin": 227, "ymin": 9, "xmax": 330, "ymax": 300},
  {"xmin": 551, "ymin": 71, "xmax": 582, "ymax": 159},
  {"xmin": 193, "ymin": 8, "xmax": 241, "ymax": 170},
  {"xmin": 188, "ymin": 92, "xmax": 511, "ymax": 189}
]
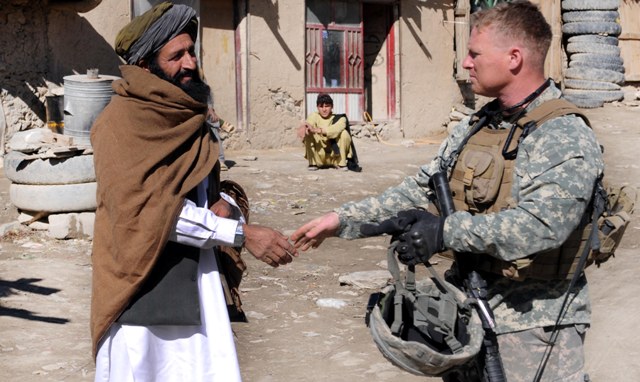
[{"xmin": 463, "ymin": 167, "xmax": 475, "ymax": 186}]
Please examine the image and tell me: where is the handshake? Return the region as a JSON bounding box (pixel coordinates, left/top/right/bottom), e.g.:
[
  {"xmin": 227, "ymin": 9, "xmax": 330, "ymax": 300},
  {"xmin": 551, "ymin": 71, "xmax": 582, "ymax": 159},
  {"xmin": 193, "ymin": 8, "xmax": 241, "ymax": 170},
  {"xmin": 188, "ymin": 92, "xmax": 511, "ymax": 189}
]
[{"xmin": 360, "ymin": 209, "xmax": 445, "ymax": 266}]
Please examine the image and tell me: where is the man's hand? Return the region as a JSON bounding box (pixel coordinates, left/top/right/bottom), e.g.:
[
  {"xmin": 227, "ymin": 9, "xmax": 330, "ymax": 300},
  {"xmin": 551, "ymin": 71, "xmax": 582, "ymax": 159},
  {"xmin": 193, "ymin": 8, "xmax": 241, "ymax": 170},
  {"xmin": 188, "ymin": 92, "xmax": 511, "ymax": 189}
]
[
  {"xmin": 210, "ymin": 198, "xmax": 233, "ymax": 218},
  {"xmin": 296, "ymin": 122, "xmax": 324, "ymax": 140},
  {"xmin": 243, "ymin": 224, "xmax": 297, "ymax": 268},
  {"xmin": 207, "ymin": 107, "xmax": 220, "ymax": 124},
  {"xmin": 296, "ymin": 121, "xmax": 312, "ymax": 140},
  {"xmin": 291, "ymin": 212, "xmax": 340, "ymax": 251}
]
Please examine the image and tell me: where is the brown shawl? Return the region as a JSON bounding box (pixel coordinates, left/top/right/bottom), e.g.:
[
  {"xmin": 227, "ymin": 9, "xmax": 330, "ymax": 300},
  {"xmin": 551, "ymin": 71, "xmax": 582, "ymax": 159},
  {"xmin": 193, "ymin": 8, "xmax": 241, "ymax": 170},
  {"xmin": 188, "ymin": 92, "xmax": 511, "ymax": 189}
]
[{"xmin": 89, "ymin": 65, "xmax": 219, "ymax": 356}]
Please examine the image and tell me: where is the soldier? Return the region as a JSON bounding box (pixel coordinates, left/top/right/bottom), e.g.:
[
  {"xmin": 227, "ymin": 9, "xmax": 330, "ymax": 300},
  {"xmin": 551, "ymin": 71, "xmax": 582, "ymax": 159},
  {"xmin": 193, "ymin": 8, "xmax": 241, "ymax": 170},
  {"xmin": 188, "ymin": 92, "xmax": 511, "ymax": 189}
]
[{"xmin": 292, "ymin": 1, "xmax": 603, "ymax": 381}]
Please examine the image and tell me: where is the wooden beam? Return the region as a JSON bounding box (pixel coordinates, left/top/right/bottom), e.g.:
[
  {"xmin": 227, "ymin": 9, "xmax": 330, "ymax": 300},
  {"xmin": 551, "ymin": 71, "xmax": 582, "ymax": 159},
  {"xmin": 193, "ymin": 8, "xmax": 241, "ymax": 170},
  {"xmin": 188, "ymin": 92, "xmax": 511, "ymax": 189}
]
[
  {"xmin": 454, "ymin": 0, "xmax": 470, "ymax": 82},
  {"xmin": 536, "ymin": 0, "xmax": 563, "ymax": 82},
  {"xmin": 619, "ymin": 33, "xmax": 640, "ymax": 41}
]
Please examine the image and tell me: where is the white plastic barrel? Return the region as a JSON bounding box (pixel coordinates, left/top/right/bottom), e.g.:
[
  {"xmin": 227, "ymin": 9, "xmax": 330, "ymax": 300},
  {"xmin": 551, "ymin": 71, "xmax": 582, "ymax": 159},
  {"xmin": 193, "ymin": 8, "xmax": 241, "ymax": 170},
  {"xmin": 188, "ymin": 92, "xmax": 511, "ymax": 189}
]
[{"xmin": 63, "ymin": 71, "xmax": 119, "ymax": 146}]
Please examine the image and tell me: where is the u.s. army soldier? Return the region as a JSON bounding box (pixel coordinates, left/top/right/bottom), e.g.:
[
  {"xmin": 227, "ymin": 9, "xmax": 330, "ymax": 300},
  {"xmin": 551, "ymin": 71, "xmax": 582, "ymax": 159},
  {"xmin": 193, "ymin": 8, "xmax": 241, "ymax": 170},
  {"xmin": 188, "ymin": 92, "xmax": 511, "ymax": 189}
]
[{"xmin": 292, "ymin": 1, "xmax": 603, "ymax": 381}]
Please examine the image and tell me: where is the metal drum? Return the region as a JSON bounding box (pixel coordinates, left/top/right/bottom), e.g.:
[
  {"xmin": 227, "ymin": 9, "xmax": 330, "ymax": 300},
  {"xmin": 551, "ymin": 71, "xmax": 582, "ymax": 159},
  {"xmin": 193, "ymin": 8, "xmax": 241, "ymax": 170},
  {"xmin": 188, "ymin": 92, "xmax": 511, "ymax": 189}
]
[{"xmin": 63, "ymin": 70, "xmax": 119, "ymax": 146}]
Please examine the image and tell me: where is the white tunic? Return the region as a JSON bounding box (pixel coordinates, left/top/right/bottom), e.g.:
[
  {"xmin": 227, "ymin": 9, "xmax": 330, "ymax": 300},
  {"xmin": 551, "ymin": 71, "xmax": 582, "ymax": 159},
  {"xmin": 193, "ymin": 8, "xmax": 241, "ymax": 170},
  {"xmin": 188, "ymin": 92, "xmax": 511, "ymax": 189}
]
[{"xmin": 95, "ymin": 180, "xmax": 244, "ymax": 382}]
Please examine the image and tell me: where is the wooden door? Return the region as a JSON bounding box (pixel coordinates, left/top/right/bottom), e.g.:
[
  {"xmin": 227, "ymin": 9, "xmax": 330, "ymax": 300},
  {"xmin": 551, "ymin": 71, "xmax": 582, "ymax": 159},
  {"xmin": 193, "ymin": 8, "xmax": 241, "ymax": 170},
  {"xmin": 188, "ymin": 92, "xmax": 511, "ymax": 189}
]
[{"xmin": 619, "ymin": 0, "xmax": 640, "ymax": 82}]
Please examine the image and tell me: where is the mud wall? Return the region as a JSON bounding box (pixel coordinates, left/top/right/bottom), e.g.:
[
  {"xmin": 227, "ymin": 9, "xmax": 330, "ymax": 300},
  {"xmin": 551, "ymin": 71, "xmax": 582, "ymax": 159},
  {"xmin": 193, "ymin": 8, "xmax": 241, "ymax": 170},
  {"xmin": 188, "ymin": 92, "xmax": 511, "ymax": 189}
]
[
  {"xmin": 242, "ymin": 0, "xmax": 306, "ymax": 149},
  {"xmin": 398, "ymin": 1, "xmax": 460, "ymax": 139},
  {"xmin": 237, "ymin": 0, "xmax": 461, "ymax": 149},
  {"xmin": 46, "ymin": 0, "xmax": 126, "ymax": 84},
  {"xmin": 0, "ymin": 0, "xmax": 50, "ymax": 151},
  {"xmin": 0, "ymin": 0, "xmax": 127, "ymax": 155},
  {"xmin": 1, "ymin": 0, "xmax": 463, "ymax": 154},
  {"xmin": 201, "ymin": 0, "xmax": 239, "ymax": 135}
]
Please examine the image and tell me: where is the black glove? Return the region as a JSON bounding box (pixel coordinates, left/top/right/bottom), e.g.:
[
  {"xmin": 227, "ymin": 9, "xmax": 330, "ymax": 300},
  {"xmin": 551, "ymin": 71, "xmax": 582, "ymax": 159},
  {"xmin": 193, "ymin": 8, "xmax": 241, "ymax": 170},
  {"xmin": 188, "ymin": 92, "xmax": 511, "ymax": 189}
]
[
  {"xmin": 360, "ymin": 209, "xmax": 434, "ymax": 238},
  {"xmin": 396, "ymin": 212, "xmax": 445, "ymax": 266}
]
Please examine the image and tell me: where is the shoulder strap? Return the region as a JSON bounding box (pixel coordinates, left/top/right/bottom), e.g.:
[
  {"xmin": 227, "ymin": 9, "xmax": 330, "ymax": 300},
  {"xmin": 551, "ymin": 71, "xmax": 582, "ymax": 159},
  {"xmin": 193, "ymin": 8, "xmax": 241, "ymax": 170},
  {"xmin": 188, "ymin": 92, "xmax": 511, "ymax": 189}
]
[
  {"xmin": 439, "ymin": 100, "xmax": 499, "ymax": 173},
  {"xmin": 517, "ymin": 98, "xmax": 590, "ymax": 130},
  {"xmin": 503, "ymin": 98, "xmax": 591, "ymax": 160},
  {"xmin": 442, "ymin": 98, "xmax": 586, "ymax": 173}
]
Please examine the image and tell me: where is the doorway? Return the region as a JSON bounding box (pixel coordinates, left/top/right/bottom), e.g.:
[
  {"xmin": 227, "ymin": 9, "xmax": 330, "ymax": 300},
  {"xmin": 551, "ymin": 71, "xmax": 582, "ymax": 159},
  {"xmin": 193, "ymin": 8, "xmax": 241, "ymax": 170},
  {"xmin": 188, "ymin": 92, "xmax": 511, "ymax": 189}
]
[
  {"xmin": 363, "ymin": 2, "xmax": 396, "ymax": 121},
  {"xmin": 304, "ymin": 0, "xmax": 396, "ymax": 123}
]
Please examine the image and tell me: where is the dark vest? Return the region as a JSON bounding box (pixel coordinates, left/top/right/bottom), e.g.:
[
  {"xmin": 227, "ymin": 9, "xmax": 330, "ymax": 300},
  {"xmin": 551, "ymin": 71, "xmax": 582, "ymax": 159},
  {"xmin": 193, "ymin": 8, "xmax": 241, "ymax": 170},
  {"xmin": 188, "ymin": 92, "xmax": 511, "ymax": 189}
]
[{"xmin": 117, "ymin": 166, "xmax": 221, "ymax": 325}]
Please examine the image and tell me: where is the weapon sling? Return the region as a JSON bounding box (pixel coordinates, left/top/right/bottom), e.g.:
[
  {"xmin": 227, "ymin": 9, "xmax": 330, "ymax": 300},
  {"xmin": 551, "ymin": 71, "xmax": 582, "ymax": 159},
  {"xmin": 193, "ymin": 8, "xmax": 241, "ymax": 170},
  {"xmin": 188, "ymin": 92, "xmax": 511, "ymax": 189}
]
[{"xmin": 532, "ymin": 177, "xmax": 606, "ymax": 381}]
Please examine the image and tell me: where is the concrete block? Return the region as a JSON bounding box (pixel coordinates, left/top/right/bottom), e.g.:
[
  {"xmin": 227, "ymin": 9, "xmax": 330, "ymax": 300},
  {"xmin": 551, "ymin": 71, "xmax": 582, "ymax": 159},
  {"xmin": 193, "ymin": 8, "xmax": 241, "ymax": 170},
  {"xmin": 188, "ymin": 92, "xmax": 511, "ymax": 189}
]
[
  {"xmin": 16, "ymin": 211, "xmax": 49, "ymax": 230},
  {"xmin": 48, "ymin": 212, "xmax": 95, "ymax": 240}
]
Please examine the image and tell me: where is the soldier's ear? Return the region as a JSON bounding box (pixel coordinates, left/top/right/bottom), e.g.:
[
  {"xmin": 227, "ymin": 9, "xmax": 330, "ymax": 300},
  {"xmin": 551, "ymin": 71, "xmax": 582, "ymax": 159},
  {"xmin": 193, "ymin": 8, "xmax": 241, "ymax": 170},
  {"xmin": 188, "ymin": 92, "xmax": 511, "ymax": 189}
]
[{"xmin": 507, "ymin": 47, "xmax": 523, "ymax": 71}]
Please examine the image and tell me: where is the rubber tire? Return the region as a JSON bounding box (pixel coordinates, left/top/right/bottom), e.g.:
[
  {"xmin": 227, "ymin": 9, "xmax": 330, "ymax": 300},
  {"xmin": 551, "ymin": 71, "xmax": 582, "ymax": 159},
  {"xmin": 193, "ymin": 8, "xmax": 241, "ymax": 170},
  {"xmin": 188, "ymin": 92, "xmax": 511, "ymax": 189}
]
[
  {"xmin": 566, "ymin": 42, "xmax": 620, "ymax": 55},
  {"xmin": 568, "ymin": 35, "xmax": 618, "ymax": 46},
  {"xmin": 562, "ymin": 22, "xmax": 622, "ymax": 36},
  {"xmin": 9, "ymin": 182, "xmax": 97, "ymax": 213},
  {"xmin": 565, "ymin": 67, "xmax": 625, "ymax": 85},
  {"xmin": 561, "ymin": 0, "xmax": 620, "ymax": 11},
  {"xmin": 564, "ymin": 79, "xmax": 621, "ymax": 91},
  {"xmin": 570, "ymin": 52, "xmax": 624, "ymax": 66},
  {"xmin": 563, "ymin": 95, "xmax": 604, "ymax": 109},
  {"xmin": 562, "ymin": 11, "xmax": 619, "ymax": 23},
  {"xmin": 569, "ymin": 60, "xmax": 625, "ymax": 73},
  {"xmin": 3, "ymin": 151, "xmax": 95, "ymax": 185},
  {"xmin": 564, "ymin": 89, "xmax": 624, "ymax": 103}
]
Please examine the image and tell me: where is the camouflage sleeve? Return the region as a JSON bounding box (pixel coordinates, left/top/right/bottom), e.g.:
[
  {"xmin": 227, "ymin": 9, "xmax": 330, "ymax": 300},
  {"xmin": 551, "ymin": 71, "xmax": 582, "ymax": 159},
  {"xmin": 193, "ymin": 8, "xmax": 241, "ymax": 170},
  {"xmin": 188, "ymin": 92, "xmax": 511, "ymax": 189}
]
[
  {"xmin": 334, "ymin": 117, "xmax": 474, "ymax": 239},
  {"xmin": 444, "ymin": 116, "xmax": 605, "ymax": 261}
]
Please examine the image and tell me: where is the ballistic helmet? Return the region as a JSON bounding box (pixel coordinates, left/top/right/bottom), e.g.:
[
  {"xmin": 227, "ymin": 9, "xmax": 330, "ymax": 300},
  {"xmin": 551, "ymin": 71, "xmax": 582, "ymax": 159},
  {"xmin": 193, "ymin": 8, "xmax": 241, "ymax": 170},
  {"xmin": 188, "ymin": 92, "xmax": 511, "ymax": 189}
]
[{"xmin": 366, "ymin": 250, "xmax": 483, "ymax": 377}]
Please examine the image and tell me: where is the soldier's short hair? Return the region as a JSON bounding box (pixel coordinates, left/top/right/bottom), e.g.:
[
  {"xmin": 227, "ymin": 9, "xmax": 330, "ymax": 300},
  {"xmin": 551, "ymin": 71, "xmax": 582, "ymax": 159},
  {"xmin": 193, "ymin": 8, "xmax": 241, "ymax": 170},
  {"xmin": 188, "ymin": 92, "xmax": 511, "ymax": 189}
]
[{"xmin": 471, "ymin": 0, "xmax": 552, "ymax": 69}]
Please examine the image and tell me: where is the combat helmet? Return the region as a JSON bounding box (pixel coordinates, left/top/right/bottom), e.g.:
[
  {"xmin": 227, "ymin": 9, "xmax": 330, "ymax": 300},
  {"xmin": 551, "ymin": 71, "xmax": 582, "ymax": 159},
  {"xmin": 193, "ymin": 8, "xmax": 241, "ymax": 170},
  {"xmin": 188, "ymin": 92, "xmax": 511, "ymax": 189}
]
[{"xmin": 366, "ymin": 243, "xmax": 483, "ymax": 377}]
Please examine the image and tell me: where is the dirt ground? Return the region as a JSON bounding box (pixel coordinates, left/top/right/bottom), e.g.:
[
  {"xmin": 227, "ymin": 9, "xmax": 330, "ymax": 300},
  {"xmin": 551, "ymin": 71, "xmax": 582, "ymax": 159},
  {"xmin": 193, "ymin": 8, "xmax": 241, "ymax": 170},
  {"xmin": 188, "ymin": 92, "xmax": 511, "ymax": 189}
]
[{"xmin": 1, "ymin": 92, "xmax": 639, "ymax": 382}]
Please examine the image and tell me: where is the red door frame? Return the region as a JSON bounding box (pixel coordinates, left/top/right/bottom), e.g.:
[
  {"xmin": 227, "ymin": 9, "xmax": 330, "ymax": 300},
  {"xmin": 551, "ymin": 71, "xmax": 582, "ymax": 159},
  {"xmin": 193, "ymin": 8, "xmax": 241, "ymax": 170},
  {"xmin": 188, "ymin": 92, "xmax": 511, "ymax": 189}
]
[
  {"xmin": 386, "ymin": 6, "xmax": 396, "ymax": 119},
  {"xmin": 304, "ymin": 1, "xmax": 397, "ymax": 121}
]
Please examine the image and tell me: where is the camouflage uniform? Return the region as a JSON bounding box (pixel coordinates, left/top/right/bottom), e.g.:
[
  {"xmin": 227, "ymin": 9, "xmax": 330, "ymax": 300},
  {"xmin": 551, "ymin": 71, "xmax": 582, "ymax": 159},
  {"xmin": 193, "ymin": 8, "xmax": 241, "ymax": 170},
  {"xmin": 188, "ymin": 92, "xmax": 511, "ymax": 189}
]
[{"xmin": 335, "ymin": 82, "xmax": 604, "ymax": 380}]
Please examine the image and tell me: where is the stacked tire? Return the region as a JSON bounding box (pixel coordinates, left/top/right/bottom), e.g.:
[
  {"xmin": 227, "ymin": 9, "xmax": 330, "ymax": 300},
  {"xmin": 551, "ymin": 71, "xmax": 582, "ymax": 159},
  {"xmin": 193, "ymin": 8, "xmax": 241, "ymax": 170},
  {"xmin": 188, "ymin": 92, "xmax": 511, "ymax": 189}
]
[
  {"xmin": 561, "ymin": 0, "xmax": 624, "ymax": 109},
  {"xmin": 4, "ymin": 151, "xmax": 97, "ymax": 213}
]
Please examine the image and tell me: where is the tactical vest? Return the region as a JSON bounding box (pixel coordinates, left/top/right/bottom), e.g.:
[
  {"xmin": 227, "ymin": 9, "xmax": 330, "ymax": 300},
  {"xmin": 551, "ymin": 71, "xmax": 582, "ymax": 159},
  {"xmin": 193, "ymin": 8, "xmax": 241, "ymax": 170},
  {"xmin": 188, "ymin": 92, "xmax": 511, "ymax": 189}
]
[{"xmin": 448, "ymin": 99, "xmax": 594, "ymax": 281}]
